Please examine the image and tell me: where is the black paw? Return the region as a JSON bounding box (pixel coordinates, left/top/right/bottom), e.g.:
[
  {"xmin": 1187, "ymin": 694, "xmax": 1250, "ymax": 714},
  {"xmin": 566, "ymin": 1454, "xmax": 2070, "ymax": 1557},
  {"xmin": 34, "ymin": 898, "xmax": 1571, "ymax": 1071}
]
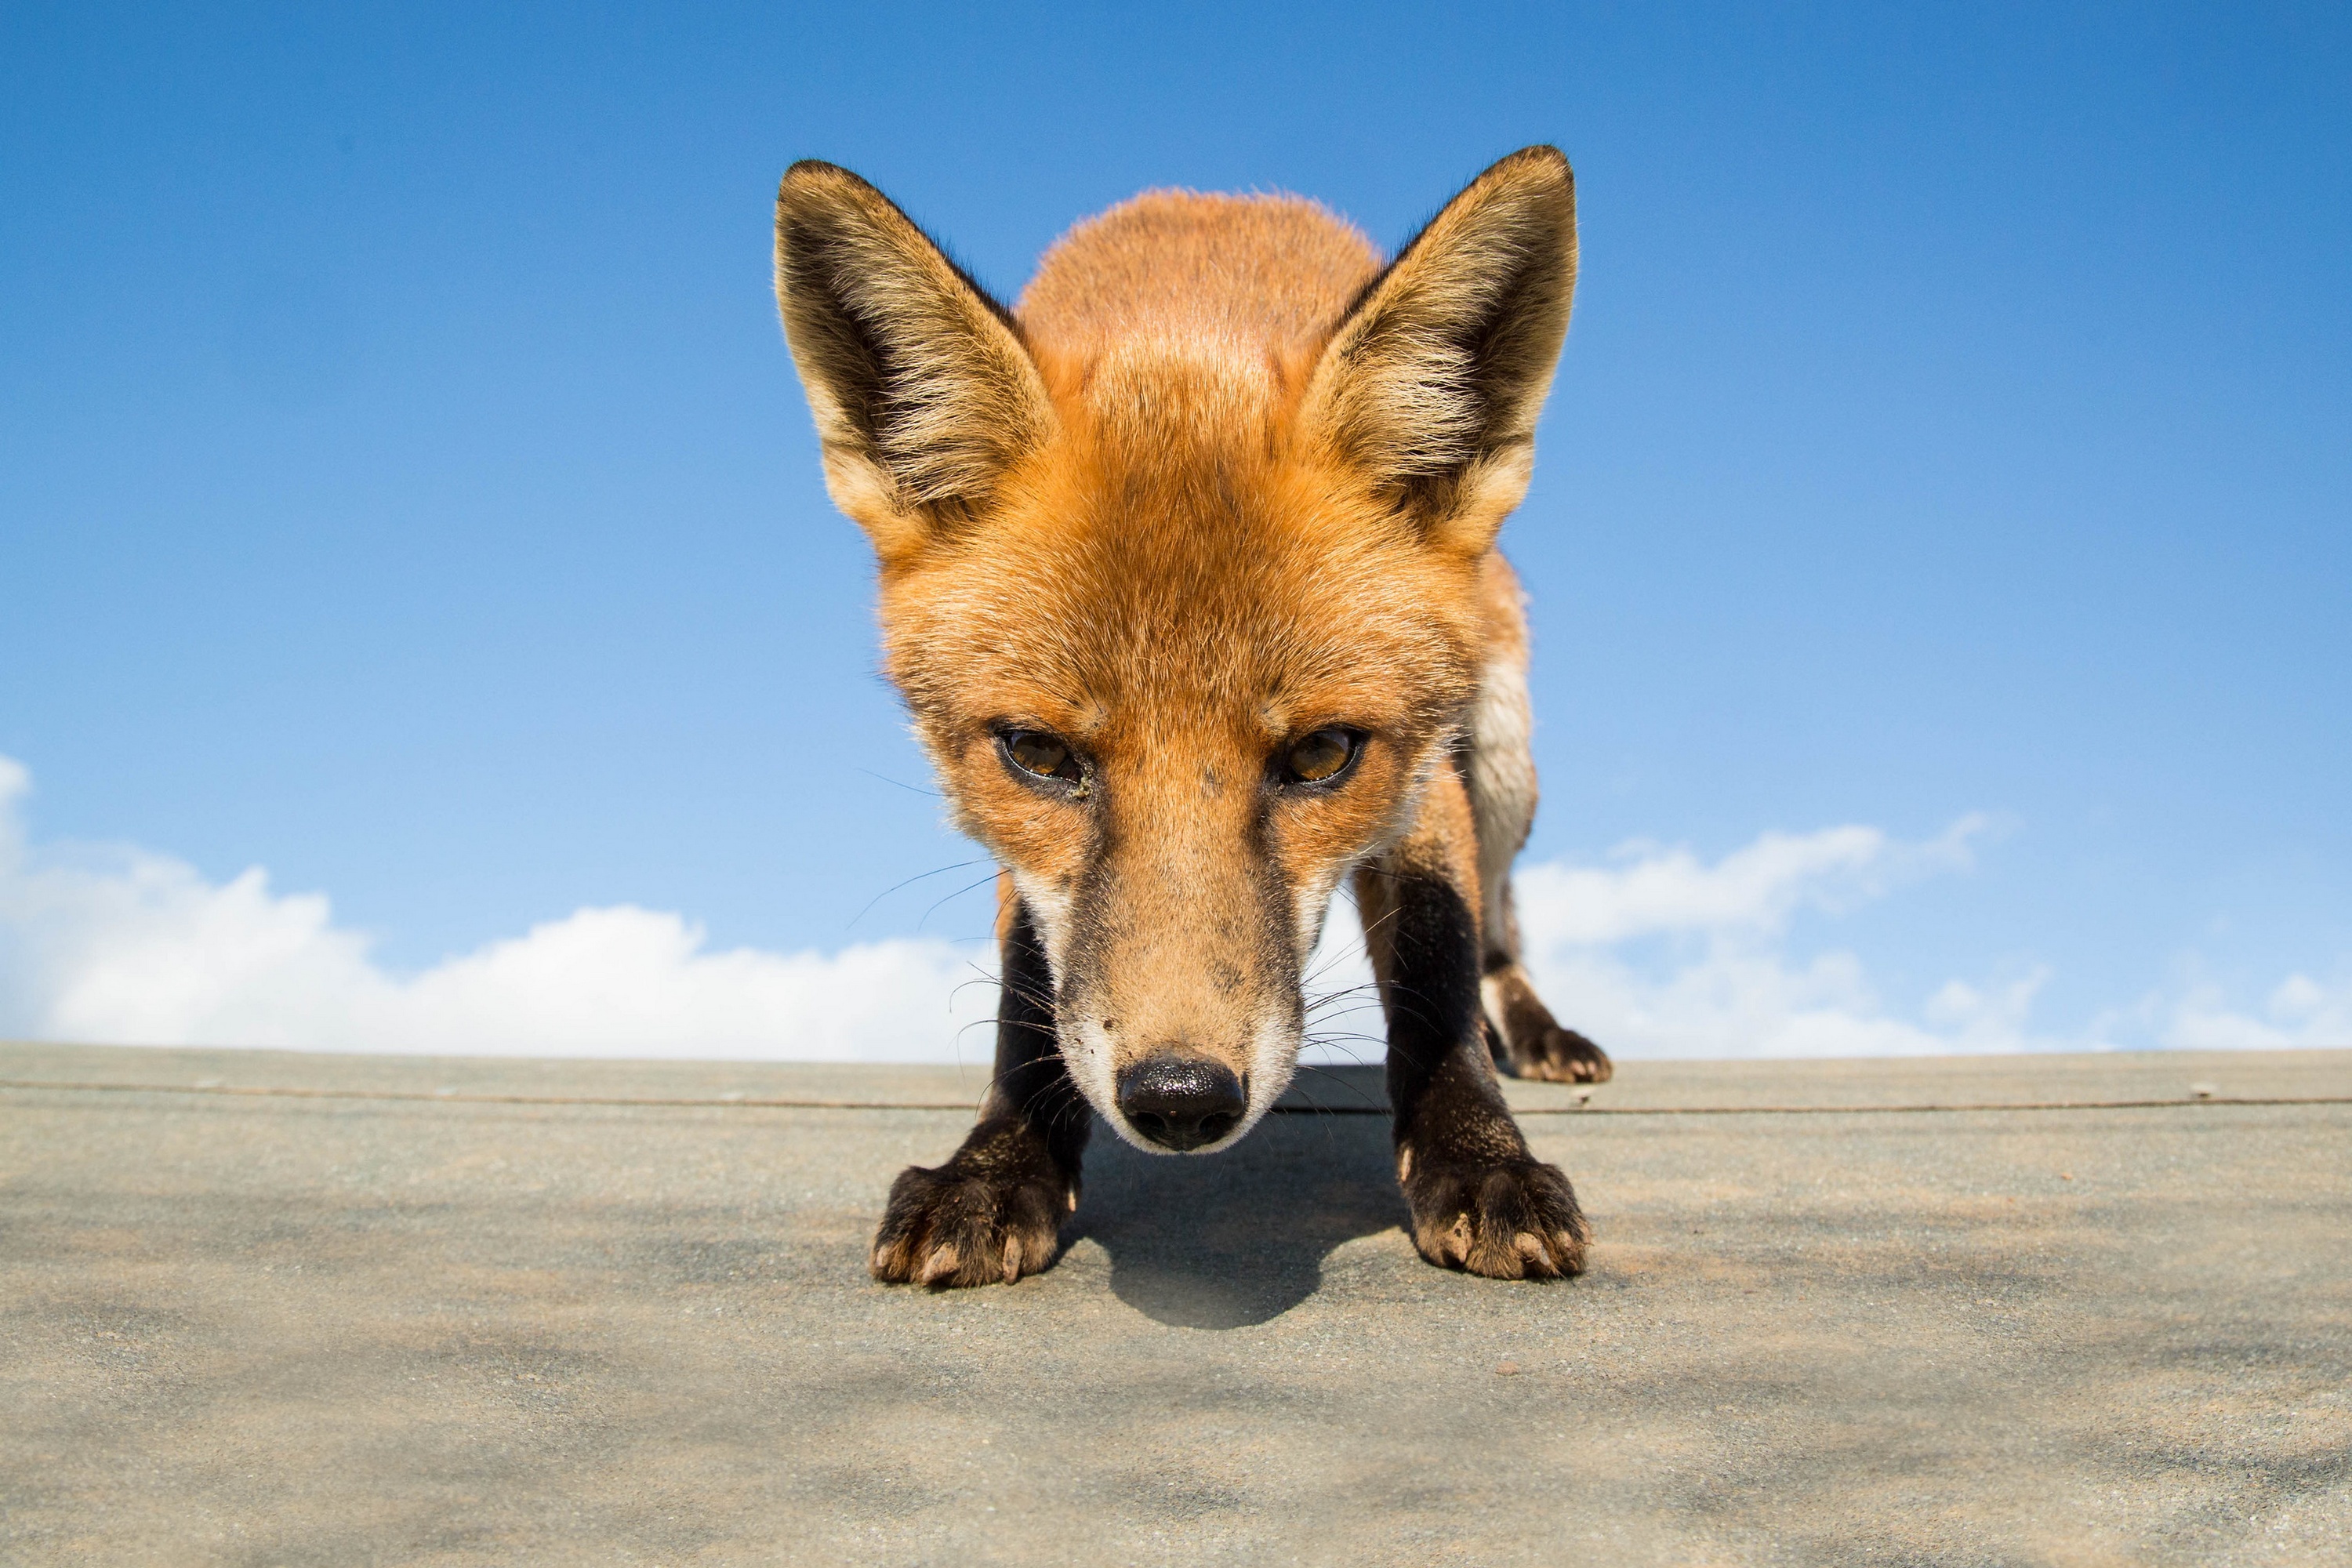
[
  {"xmin": 1400, "ymin": 1149, "xmax": 1590, "ymax": 1279},
  {"xmin": 869, "ymin": 1127, "xmax": 1075, "ymax": 1287},
  {"xmin": 1506, "ymin": 1025, "xmax": 1614, "ymax": 1084},
  {"xmin": 1485, "ymin": 964, "xmax": 1614, "ymax": 1083}
]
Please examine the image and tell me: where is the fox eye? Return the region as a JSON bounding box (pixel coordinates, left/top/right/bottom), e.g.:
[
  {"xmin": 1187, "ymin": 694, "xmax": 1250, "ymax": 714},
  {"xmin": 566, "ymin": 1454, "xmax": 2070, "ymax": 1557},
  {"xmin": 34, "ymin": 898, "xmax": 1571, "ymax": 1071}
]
[
  {"xmin": 1003, "ymin": 730, "xmax": 1084, "ymax": 785},
  {"xmin": 1283, "ymin": 728, "xmax": 1361, "ymax": 786}
]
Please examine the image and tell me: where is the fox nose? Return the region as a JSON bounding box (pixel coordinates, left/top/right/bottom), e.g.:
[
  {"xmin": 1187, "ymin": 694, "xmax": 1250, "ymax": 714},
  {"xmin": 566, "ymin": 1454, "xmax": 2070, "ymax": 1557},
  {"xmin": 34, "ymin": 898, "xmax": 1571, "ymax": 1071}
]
[{"xmin": 1116, "ymin": 1053, "xmax": 1247, "ymax": 1151}]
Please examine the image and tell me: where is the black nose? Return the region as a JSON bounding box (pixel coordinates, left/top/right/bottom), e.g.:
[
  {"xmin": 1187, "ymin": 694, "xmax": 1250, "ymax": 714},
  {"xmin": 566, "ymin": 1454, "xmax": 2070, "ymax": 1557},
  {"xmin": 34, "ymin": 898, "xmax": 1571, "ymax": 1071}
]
[{"xmin": 1116, "ymin": 1053, "xmax": 1247, "ymax": 1151}]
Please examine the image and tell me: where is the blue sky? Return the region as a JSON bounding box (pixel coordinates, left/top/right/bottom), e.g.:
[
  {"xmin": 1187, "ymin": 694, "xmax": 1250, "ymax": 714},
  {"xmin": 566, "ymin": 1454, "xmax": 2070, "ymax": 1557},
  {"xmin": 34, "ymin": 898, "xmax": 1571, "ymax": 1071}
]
[{"xmin": 2, "ymin": 2, "xmax": 2347, "ymax": 1058}]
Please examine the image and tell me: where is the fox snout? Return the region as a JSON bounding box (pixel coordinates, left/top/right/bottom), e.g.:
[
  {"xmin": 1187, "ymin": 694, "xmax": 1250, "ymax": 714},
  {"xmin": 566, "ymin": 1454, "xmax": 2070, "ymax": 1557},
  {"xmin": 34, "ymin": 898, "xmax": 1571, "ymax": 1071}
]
[{"xmin": 1052, "ymin": 854, "xmax": 1311, "ymax": 1154}]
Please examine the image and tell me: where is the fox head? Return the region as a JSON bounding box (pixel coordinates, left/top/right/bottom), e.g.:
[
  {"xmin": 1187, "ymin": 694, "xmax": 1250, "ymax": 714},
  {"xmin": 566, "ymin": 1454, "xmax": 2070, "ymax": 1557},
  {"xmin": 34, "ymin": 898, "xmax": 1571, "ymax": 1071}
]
[{"xmin": 776, "ymin": 148, "xmax": 1576, "ymax": 1153}]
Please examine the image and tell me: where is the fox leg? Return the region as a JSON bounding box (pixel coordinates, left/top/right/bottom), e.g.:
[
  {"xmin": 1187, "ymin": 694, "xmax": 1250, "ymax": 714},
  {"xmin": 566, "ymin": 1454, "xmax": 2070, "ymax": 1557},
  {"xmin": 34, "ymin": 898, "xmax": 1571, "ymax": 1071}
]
[
  {"xmin": 1465, "ymin": 577, "xmax": 1613, "ymax": 1084},
  {"xmin": 1356, "ymin": 768, "xmax": 1588, "ymax": 1279},
  {"xmin": 869, "ymin": 878, "xmax": 1087, "ymax": 1287}
]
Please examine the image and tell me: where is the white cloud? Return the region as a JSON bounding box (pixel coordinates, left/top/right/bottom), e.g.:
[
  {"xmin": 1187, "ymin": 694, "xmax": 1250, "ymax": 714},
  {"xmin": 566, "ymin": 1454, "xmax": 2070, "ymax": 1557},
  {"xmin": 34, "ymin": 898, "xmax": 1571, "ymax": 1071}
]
[
  {"xmin": 1507, "ymin": 815, "xmax": 2036, "ymax": 1058},
  {"xmin": 1509, "ymin": 815, "xmax": 1984, "ymax": 946},
  {"xmin": 0, "ymin": 754, "xmax": 2339, "ymax": 1062},
  {"xmin": 1305, "ymin": 815, "xmax": 2347, "ymax": 1062},
  {"xmin": 0, "ymin": 757, "xmax": 994, "ymax": 1060},
  {"xmin": 2161, "ymin": 968, "xmax": 2352, "ymax": 1052}
]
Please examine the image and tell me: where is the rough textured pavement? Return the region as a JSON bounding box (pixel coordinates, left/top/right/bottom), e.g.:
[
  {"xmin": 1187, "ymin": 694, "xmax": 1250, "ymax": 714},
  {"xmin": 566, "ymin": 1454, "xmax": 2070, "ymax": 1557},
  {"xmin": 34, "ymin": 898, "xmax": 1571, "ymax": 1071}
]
[{"xmin": 4, "ymin": 1042, "xmax": 2348, "ymax": 1566}]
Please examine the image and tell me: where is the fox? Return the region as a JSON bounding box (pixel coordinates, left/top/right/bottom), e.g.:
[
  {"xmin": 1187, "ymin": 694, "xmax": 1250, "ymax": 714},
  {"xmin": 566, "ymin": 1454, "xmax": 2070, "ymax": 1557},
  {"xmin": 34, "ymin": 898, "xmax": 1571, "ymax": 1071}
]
[{"xmin": 775, "ymin": 145, "xmax": 1613, "ymax": 1289}]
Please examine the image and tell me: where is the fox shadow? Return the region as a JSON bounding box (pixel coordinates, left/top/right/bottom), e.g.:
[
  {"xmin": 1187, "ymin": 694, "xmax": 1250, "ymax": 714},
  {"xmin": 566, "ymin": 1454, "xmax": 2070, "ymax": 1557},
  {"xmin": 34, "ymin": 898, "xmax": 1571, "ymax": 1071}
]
[{"xmin": 1065, "ymin": 1065, "xmax": 1404, "ymax": 1330}]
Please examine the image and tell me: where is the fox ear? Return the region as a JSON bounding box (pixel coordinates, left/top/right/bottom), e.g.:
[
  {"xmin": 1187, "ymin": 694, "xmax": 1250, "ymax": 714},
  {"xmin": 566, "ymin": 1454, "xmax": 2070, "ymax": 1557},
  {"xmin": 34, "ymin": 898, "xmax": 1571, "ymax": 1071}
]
[
  {"xmin": 1299, "ymin": 146, "xmax": 1577, "ymax": 550},
  {"xmin": 775, "ymin": 162, "xmax": 1054, "ymax": 561}
]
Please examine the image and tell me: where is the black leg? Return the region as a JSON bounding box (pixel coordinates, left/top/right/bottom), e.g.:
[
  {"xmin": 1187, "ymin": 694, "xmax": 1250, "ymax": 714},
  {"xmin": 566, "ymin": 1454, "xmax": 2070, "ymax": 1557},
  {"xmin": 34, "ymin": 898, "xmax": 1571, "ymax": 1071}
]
[
  {"xmin": 978, "ymin": 902, "xmax": 1091, "ymax": 1174},
  {"xmin": 1369, "ymin": 867, "xmax": 1589, "ymax": 1279},
  {"xmin": 869, "ymin": 902, "xmax": 1088, "ymax": 1287}
]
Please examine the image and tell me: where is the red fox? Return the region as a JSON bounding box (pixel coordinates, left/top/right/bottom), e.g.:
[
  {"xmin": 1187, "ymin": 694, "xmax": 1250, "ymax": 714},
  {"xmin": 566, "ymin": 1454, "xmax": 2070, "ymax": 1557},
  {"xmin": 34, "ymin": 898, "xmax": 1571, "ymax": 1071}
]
[{"xmin": 775, "ymin": 146, "xmax": 1612, "ymax": 1288}]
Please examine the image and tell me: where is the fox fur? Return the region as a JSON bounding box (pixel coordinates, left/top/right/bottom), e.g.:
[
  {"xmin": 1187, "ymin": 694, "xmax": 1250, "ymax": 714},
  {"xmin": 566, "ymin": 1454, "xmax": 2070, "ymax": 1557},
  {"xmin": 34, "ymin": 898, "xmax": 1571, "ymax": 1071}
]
[{"xmin": 776, "ymin": 147, "xmax": 1611, "ymax": 1288}]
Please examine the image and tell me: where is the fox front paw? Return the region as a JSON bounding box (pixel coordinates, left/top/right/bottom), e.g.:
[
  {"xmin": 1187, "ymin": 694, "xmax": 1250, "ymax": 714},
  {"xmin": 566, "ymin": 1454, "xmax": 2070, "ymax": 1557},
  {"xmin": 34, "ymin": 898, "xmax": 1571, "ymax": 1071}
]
[
  {"xmin": 1400, "ymin": 1149, "xmax": 1590, "ymax": 1279},
  {"xmin": 1506, "ymin": 1025, "xmax": 1614, "ymax": 1084},
  {"xmin": 869, "ymin": 1154, "xmax": 1074, "ymax": 1289}
]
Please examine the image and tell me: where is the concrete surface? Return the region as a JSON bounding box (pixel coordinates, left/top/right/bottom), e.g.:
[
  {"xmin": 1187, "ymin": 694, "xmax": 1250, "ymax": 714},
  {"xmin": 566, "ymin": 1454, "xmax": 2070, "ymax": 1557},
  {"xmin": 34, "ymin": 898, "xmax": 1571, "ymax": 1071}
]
[{"xmin": 3, "ymin": 1042, "xmax": 2348, "ymax": 1566}]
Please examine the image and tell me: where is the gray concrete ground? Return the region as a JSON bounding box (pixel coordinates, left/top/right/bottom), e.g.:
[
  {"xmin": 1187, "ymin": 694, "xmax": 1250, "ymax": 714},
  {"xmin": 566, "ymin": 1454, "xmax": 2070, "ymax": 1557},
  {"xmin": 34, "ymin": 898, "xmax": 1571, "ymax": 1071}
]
[{"xmin": 3, "ymin": 1042, "xmax": 2348, "ymax": 1566}]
